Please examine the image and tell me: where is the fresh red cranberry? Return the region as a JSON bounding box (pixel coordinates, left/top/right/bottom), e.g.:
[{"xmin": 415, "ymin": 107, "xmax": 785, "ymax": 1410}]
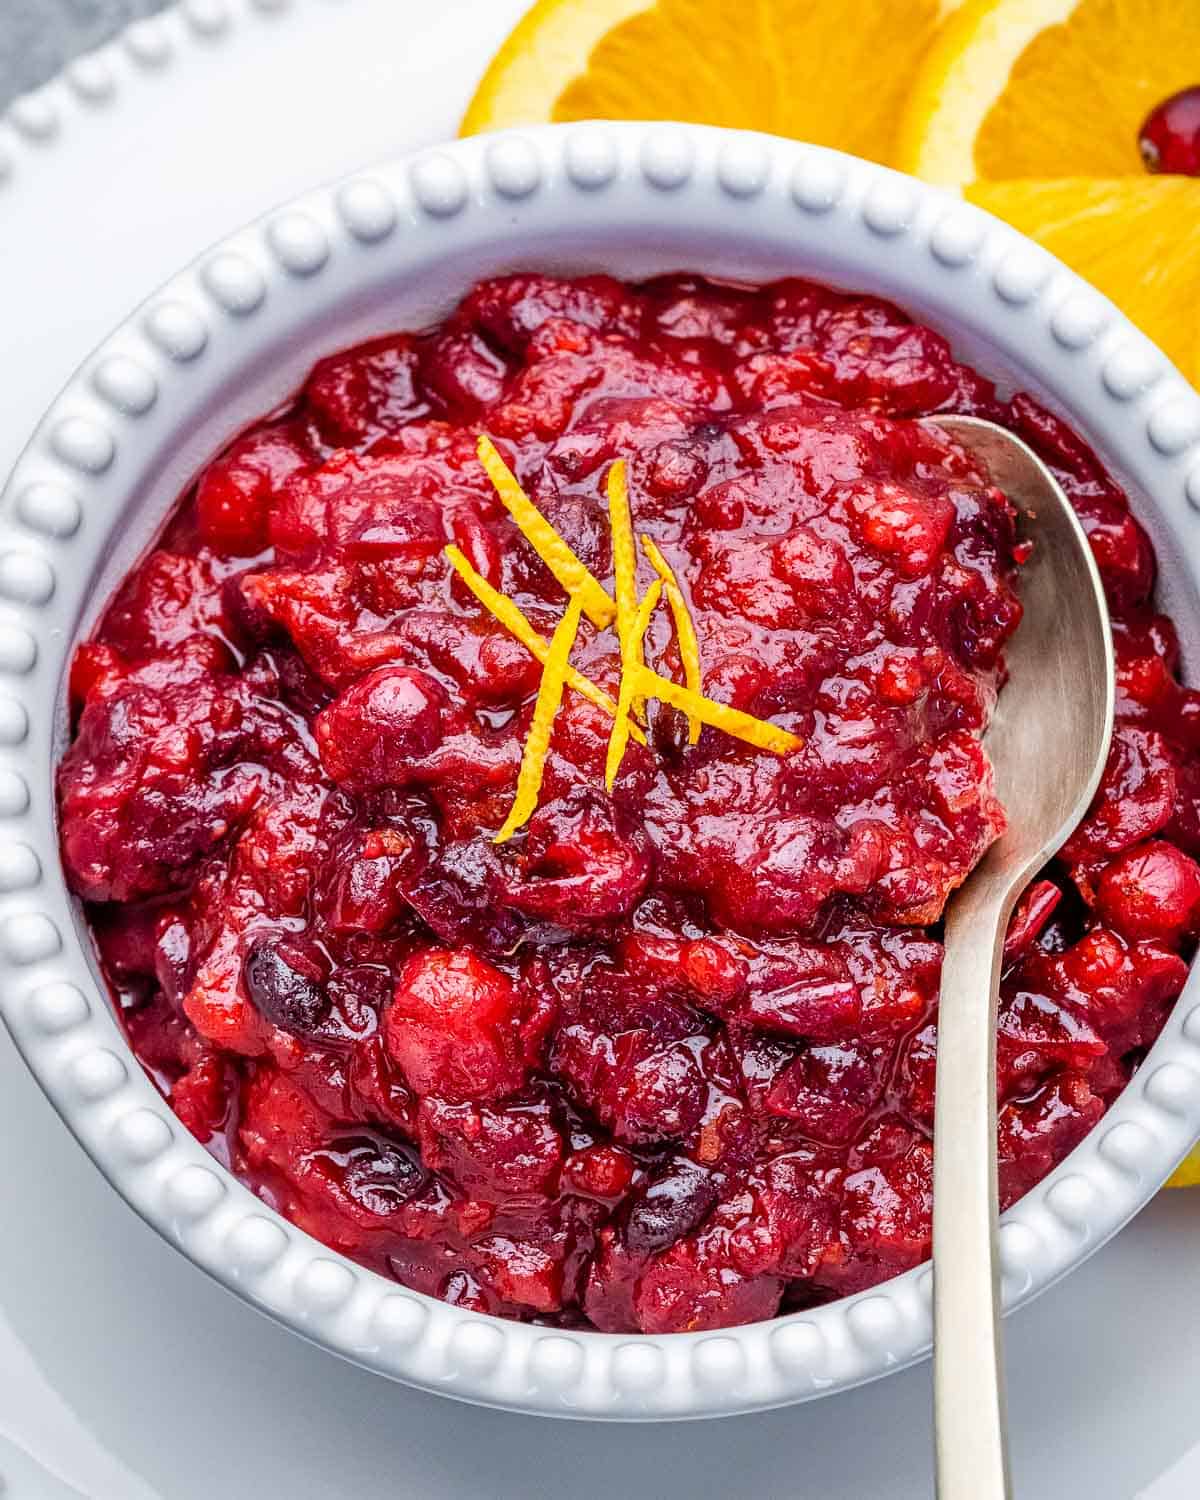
[{"xmin": 1139, "ymin": 86, "xmax": 1200, "ymax": 175}]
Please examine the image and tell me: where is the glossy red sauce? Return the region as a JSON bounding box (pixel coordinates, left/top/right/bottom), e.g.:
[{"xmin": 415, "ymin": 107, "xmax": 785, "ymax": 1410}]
[{"xmin": 57, "ymin": 274, "xmax": 1198, "ymax": 1331}]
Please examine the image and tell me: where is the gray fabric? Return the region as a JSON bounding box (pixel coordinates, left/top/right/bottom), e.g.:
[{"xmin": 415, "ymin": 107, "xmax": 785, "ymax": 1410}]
[{"xmin": 0, "ymin": 0, "xmax": 170, "ymax": 109}]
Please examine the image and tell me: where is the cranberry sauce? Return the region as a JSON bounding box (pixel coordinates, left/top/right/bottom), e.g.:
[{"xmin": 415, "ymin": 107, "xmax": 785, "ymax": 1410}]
[{"xmin": 57, "ymin": 274, "xmax": 1197, "ymax": 1332}]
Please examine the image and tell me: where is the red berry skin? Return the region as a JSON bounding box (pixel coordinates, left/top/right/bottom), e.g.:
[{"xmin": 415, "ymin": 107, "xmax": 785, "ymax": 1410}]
[
  {"xmin": 560, "ymin": 1144, "xmax": 636, "ymax": 1202},
  {"xmin": 314, "ymin": 666, "xmax": 446, "ymax": 792},
  {"xmin": 1139, "ymin": 87, "xmax": 1200, "ymax": 176},
  {"xmin": 1095, "ymin": 840, "xmax": 1200, "ymax": 943},
  {"xmin": 195, "ymin": 424, "xmax": 312, "ymax": 555},
  {"xmin": 383, "ymin": 949, "xmax": 534, "ymax": 1104}
]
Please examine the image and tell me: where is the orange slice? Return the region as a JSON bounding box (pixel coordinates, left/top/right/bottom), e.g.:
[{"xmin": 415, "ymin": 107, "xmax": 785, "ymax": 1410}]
[
  {"xmin": 463, "ymin": 0, "xmax": 963, "ymax": 168},
  {"xmin": 968, "ymin": 177, "xmax": 1200, "ymax": 383},
  {"xmin": 1167, "ymin": 1147, "xmax": 1200, "ymax": 1189},
  {"xmin": 900, "ymin": 0, "xmax": 1200, "ymax": 385},
  {"xmin": 901, "ymin": 0, "xmax": 1200, "ymax": 187}
]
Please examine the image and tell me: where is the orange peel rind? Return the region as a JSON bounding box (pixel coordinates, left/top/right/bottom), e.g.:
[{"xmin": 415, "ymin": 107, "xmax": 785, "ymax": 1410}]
[
  {"xmin": 477, "ymin": 435, "xmax": 615, "ymax": 628},
  {"xmin": 605, "ymin": 577, "xmax": 662, "ymax": 791},
  {"xmin": 495, "ymin": 594, "xmax": 585, "ymax": 842},
  {"xmin": 444, "ymin": 545, "xmax": 646, "ymax": 746},
  {"xmin": 634, "ymin": 666, "xmax": 803, "ymax": 756},
  {"xmin": 642, "ymin": 532, "xmax": 702, "ymax": 744},
  {"xmin": 454, "ymin": 442, "xmax": 803, "ymax": 832}
]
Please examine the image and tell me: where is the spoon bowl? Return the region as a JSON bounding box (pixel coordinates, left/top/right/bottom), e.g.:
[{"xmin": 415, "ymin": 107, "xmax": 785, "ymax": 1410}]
[{"xmin": 926, "ymin": 414, "xmax": 1116, "ymax": 1499}]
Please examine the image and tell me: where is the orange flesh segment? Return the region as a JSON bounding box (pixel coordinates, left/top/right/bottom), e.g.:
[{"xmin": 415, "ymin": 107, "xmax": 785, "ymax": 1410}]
[
  {"xmin": 477, "ymin": 435, "xmax": 615, "ymax": 629},
  {"xmin": 642, "ymin": 533, "xmax": 703, "ymax": 744},
  {"xmin": 444, "ymin": 545, "xmax": 646, "ymax": 746},
  {"xmin": 495, "ymin": 594, "xmax": 585, "ymax": 843},
  {"xmin": 605, "ymin": 579, "xmax": 662, "ymax": 791}
]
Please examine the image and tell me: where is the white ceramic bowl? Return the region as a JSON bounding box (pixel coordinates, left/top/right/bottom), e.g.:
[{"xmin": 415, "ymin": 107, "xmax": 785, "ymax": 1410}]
[{"xmin": 3, "ymin": 122, "xmax": 1200, "ymax": 1420}]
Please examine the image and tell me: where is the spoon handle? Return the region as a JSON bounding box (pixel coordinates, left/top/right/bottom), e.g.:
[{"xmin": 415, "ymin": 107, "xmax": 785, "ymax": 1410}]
[{"xmin": 933, "ymin": 879, "xmax": 1015, "ymax": 1500}]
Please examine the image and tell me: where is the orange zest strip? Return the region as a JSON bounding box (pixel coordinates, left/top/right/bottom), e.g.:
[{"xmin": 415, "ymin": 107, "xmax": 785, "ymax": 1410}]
[
  {"xmin": 605, "ymin": 456, "xmax": 652, "ymax": 720},
  {"xmin": 607, "ymin": 459, "xmax": 638, "ymax": 651},
  {"xmin": 495, "ymin": 594, "xmax": 584, "ymax": 843},
  {"xmin": 632, "ymin": 666, "xmax": 803, "ymax": 756},
  {"xmin": 641, "ymin": 533, "xmax": 702, "ymax": 745},
  {"xmin": 605, "ymin": 458, "xmax": 650, "ymax": 788},
  {"xmin": 444, "ymin": 545, "xmax": 645, "ymax": 747},
  {"xmin": 477, "ymin": 434, "xmax": 615, "ymax": 629},
  {"xmin": 605, "ymin": 579, "xmax": 662, "ymax": 791}
]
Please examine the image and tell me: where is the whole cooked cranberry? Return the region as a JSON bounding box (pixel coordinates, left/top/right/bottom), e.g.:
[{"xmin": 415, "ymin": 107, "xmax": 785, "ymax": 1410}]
[
  {"xmin": 561, "ymin": 1143, "xmax": 636, "ymax": 1201},
  {"xmin": 303, "ymin": 333, "xmax": 429, "ymax": 444},
  {"xmin": 307, "ymin": 1135, "xmax": 428, "ymax": 1225},
  {"xmin": 1139, "ymin": 86, "xmax": 1200, "ymax": 175},
  {"xmin": 315, "ymin": 666, "xmax": 446, "ymax": 792},
  {"xmin": 243, "ymin": 936, "xmax": 329, "ymax": 1036},
  {"xmin": 502, "ymin": 790, "xmax": 652, "ymax": 927},
  {"xmin": 419, "ymin": 328, "xmax": 510, "ymax": 415},
  {"xmin": 625, "ymin": 1159, "xmax": 717, "ymax": 1254},
  {"xmin": 634, "ymin": 1233, "xmax": 784, "ymax": 1334},
  {"xmin": 463, "ymin": 273, "xmax": 637, "ymax": 353},
  {"xmin": 815, "ymin": 1136, "xmax": 933, "ymax": 1296},
  {"xmin": 842, "ymin": 480, "xmax": 955, "ymax": 580},
  {"xmin": 383, "ymin": 948, "xmax": 532, "ymax": 1103},
  {"xmin": 642, "ymin": 439, "xmax": 709, "ymax": 501},
  {"xmin": 196, "ymin": 423, "xmax": 312, "ymax": 555},
  {"xmin": 417, "ymin": 1095, "xmax": 564, "ymax": 1199},
  {"xmin": 773, "ymin": 526, "xmax": 853, "ymax": 617},
  {"xmin": 1095, "ymin": 840, "xmax": 1200, "ymax": 942},
  {"xmin": 616, "ymin": 1044, "xmax": 708, "ymax": 1146}
]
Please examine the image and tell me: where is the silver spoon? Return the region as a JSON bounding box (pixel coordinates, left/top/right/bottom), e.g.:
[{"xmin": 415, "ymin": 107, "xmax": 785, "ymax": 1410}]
[{"xmin": 924, "ymin": 415, "xmax": 1115, "ymax": 1500}]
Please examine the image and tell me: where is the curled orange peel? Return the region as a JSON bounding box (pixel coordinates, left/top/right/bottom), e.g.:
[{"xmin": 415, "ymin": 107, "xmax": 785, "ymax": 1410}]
[
  {"xmin": 641, "ymin": 533, "xmax": 702, "ymax": 744},
  {"xmin": 454, "ymin": 443, "xmax": 803, "ymax": 831},
  {"xmin": 633, "ymin": 667, "xmax": 803, "ymax": 756},
  {"xmin": 605, "ymin": 578, "xmax": 662, "ymax": 791},
  {"xmin": 444, "ymin": 544, "xmax": 645, "ymax": 746},
  {"xmin": 476, "ymin": 435, "xmax": 615, "ymax": 628},
  {"xmin": 494, "ymin": 594, "xmax": 584, "ymax": 843}
]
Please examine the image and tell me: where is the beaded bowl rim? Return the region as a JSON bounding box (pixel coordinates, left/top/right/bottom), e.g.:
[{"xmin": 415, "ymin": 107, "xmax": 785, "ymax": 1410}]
[{"xmin": 2, "ymin": 120, "xmax": 1200, "ymax": 1421}]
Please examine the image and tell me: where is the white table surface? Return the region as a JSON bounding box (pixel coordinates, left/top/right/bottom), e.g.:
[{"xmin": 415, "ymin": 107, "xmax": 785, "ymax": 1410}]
[{"xmin": 1, "ymin": 3, "xmax": 1199, "ymax": 1495}]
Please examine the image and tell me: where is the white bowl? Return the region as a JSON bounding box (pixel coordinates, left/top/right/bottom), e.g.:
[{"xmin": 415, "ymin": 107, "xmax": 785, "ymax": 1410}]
[{"xmin": 2, "ymin": 122, "xmax": 1200, "ymax": 1420}]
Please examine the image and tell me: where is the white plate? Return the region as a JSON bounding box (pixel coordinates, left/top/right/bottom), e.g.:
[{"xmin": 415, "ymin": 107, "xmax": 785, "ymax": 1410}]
[{"xmin": 2, "ymin": 0, "xmax": 1200, "ymax": 1493}]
